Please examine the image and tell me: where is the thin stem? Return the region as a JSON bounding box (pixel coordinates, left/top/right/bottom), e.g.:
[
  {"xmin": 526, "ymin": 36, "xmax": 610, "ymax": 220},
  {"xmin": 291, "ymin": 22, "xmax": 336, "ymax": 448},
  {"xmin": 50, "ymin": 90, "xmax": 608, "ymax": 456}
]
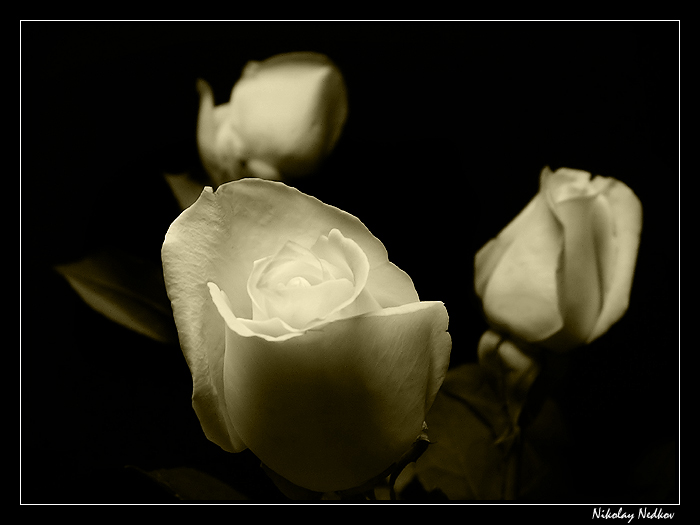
[{"xmin": 503, "ymin": 433, "xmax": 522, "ymax": 500}]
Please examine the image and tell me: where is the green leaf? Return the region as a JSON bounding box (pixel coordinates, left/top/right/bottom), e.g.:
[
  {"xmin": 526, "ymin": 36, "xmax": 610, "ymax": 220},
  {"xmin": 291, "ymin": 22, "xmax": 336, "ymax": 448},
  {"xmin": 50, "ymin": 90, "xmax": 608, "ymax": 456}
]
[
  {"xmin": 411, "ymin": 363, "xmax": 519, "ymax": 500},
  {"xmin": 55, "ymin": 248, "xmax": 178, "ymax": 344}
]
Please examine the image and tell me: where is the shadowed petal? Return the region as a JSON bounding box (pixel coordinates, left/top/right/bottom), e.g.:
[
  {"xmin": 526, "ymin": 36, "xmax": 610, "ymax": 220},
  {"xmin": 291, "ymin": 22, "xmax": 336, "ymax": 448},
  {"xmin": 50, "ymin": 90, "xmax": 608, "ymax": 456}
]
[
  {"xmin": 221, "ymin": 300, "xmax": 451, "ymax": 492},
  {"xmin": 480, "ymin": 195, "xmax": 564, "ymax": 342},
  {"xmin": 587, "ymin": 179, "xmax": 643, "ymax": 342}
]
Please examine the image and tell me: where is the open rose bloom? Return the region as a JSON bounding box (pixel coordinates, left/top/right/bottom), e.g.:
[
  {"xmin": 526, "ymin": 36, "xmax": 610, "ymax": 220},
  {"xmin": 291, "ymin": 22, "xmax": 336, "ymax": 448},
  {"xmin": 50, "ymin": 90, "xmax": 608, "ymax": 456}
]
[
  {"xmin": 475, "ymin": 166, "xmax": 642, "ymax": 351},
  {"xmin": 162, "ymin": 179, "xmax": 451, "ymax": 492}
]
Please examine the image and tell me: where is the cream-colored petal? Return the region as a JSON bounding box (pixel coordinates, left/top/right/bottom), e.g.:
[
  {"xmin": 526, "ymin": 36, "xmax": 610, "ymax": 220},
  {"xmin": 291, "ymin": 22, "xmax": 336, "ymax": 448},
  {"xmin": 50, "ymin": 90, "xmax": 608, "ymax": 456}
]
[
  {"xmin": 481, "ymin": 195, "xmax": 565, "ymax": 342},
  {"xmin": 221, "ymin": 301, "xmax": 451, "ymax": 492},
  {"xmin": 365, "ymin": 261, "xmax": 420, "ymax": 307},
  {"xmin": 263, "ymin": 278, "xmax": 356, "ymax": 329},
  {"xmin": 544, "ymin": 166, "xmax": 600, "ymax": 203},
  {"xmin": 310, "ymin": 228, "xmax": 355, "ymax": 281},
  {"xmin": 590, "ymin": 190, "xmax": 616, "ymax": 305},
  {"xmin": 256, "ymin": 241, "xmax": 327, "ymax": 288},
  {"xmin": 196, "ymin": 78, "xmax": 245, "ymax": 187},
  {"xmin": 247, "ymin": 257, "xmax": 273, "ymax": 321},
  {"xmin": 245, "ymin": 158, "xmax": 281, "ymax": 181},
  {"xmin": 338, "ymin": 285, "xmax": 383, "ymax": 319},
  {"xmin": 474, "ymin": 195, "xmax": 541, "ymax": 300},
  {"xmin": 211, "ymin": 120, "xmax": 247, "ymax": 185},
  {"xmin": 549, "ymin": 195, "xmax": 603, "ymax": 342},
  {"xmin": 587, "ymin": 178, "xmax": 643, "ymax": 342},
  {"xmin": 209, "ymin": 282, "xmax": 303, "ymax": 342},
  {"xmin": 162, "ymin": 198, "xmax": 247, "ymax": 453}
]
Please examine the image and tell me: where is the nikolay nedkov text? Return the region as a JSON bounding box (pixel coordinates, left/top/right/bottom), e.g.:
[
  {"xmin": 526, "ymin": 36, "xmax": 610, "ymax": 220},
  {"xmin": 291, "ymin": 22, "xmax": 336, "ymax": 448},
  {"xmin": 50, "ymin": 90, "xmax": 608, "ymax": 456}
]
[{"xmin": 592, "ymin": 507, "xmax": 675, "ymax": 522}]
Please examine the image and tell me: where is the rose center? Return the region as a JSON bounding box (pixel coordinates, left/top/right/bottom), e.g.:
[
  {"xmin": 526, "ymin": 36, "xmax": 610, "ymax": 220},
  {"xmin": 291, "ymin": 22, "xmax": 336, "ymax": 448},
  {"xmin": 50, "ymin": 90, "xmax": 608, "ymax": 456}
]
[
  {"xmin": 285, "ymin": 276, "xmax": 312, "ymax": 288},
  {"xmin": 246, "ymin": 229, "xmax": 372, "ymax": 330}
]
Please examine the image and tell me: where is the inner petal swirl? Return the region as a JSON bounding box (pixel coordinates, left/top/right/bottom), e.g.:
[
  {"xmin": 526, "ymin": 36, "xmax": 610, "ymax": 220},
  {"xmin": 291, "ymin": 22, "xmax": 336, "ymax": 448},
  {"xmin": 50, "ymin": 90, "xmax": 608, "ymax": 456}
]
[{"xmin": 246, "ymin": 229, "xmax": 372, "ymax": 330}]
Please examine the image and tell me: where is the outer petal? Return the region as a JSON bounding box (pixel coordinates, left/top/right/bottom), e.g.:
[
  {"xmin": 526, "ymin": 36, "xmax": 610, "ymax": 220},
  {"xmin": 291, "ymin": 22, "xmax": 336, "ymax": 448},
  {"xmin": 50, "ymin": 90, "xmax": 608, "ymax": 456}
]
[
  {"xmin": 474, "ymin": 195, "xmax": 540, "ymax": 300},
  {"xmin": 221, "ymin": 301, "xmax": 451, "ymax": 492},
  {"xmin": 478, "ymin": 193, "xmax": 565, "ymax": 343},
  {"xmin": 162, "ymin": 179, "xmax": 419, "ymax": 453},
  {"xmin": 162, "ymin": 198, "xmax": 246, "ymax": 453},
  {"xmin": 543, "ymin": 171, "xmax": 605, "ymax": 343},
  {"xmin": 587, "ymin": 178, "xmax": 643, "ymax": 342},
  {"xmin": 196, "ymin": 78, "xmax": 248, "ymax": 187}
]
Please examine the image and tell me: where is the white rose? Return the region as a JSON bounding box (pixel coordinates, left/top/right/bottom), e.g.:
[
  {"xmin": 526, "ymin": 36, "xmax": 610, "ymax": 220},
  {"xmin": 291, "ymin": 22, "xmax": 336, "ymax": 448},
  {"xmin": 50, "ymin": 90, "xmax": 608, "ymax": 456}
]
[
  {"xmin": 196, "ymin": 52, "xmax": 348, "ymax": 185},
  {"xmin": 161, "ymin": 178, "xmax": 451, "ymax": 492},
  {"xmin": 474, "ymin": 166, "xmax": 642, "ymax": 351}
]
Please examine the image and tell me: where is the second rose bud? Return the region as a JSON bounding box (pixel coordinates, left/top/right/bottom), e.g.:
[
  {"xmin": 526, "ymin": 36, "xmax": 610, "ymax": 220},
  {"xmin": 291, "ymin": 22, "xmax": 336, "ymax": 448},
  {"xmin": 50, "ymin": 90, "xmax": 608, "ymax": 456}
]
[
  {"xmin": 474, "ymin": 166, "xmax": 643, "ymax": 352},
  {"xmin": 197, "ymin": 52, "xmax": 348, "ymax": 186}
]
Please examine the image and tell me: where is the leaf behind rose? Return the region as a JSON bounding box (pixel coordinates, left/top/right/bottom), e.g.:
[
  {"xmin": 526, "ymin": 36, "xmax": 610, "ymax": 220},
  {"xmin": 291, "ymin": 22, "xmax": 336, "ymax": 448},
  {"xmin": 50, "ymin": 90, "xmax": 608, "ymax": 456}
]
[
  {"xmin": 410, "ymin": 363, "xmax": 520, "ymax": 500},
  {"xmin": 163, "ymin": 171, "xmax": 208, "ymax": 211},
  {"xmin": 55, "ymin": 248, "xmax": 178, "ymax": 344},
  {"xmin": 411, "ymin": 363, "xmax": 576, "ymax": 500}
]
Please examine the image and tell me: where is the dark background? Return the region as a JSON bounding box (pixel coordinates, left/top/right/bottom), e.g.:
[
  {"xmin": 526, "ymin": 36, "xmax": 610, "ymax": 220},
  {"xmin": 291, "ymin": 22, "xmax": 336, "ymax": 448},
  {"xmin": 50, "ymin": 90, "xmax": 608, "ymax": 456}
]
[{"xmin": 21, "ymin": 21, "xmax": 679, "ymax": 503}]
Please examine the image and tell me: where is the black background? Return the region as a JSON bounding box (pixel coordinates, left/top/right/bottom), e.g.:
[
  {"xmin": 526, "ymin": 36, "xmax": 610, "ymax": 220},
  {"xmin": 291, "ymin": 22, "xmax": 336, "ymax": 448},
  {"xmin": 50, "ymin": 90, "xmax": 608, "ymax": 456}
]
[{"xmin": 20, "ymin": 21, "xmax": 679, "ymax": 503}]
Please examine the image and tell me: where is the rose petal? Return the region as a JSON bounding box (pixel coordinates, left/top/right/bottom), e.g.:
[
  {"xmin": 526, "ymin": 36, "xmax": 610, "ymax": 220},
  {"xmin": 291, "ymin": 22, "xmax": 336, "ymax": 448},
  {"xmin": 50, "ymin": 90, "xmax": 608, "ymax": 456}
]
[
  {"xmin": 590, "ymin": 189, "xmax": 616, "ymax": 305},
  {"xmin": 479, "ymin": 193, "xmax": 565, "ymax": 342},
  {"xmin": 263, "ymin": 278, "xmax": 356, "ymax": 330},
  {"xmin": 587, "ymin": 178, "xmax": 643, "ymax": 342},
  {"xmin": 474, "ymin": 195, "xmax": 540, "ymax": 300},
  {"xmin": 258, "ymin": 242, "xmax": 327, "ymax": 286},
  {"xmin": 209, "ymin": 282, "xmax": 303, "ymax": 341},
  {"xmin": 545, "ymin": 188, "xmax": 603, "ymax": 343},
  {"xmin": 544, "ymin": 166, "xmax": 601, "ymax": 203},
  {"xmin": 162, "ymin": 207, "xmax": 247, "ymax": 453},
  {"xmin": 196, "ymin": 79, "xmax": 247, "ymax": 187},
  {"xmin": 220, "ymin": 300, "xmax": 450, "ymax": 492},
  {"xmin": 365, "ymin": 263, "xmax": 419, "ymax": 307},
  {"xmin": 310, "ymin": 228, "xmax": 356, "ymax": 281}
]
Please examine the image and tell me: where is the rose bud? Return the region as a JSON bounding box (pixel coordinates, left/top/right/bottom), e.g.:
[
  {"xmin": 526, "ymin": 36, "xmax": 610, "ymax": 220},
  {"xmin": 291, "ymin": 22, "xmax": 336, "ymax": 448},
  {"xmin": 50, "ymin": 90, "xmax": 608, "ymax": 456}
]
[
  {"xmin": 474, "ymin": 166, "xmax": 642, "ymax": 351},
  {"xmin": 196, "ymin": 52, "xmax": 348, "ymax": 186}
]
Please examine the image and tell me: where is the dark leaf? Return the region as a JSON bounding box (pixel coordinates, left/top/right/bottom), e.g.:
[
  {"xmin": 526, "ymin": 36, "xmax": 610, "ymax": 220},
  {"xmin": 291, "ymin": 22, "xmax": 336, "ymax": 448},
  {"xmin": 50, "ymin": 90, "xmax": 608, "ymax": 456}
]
[
  {"xmin": 411, "ymin": 363, "xmax": 520, "ymax": 500},
  {"xmin": 164, "ymin": 171, "xmax": 208, "ymax": 211},
  {"xmin": 55, "ymin": 248, "xmax": 178, "ymax": 344},
  {"xmin": 128, "ymin": 465, "xmax": 249, "ymax": 501}
]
